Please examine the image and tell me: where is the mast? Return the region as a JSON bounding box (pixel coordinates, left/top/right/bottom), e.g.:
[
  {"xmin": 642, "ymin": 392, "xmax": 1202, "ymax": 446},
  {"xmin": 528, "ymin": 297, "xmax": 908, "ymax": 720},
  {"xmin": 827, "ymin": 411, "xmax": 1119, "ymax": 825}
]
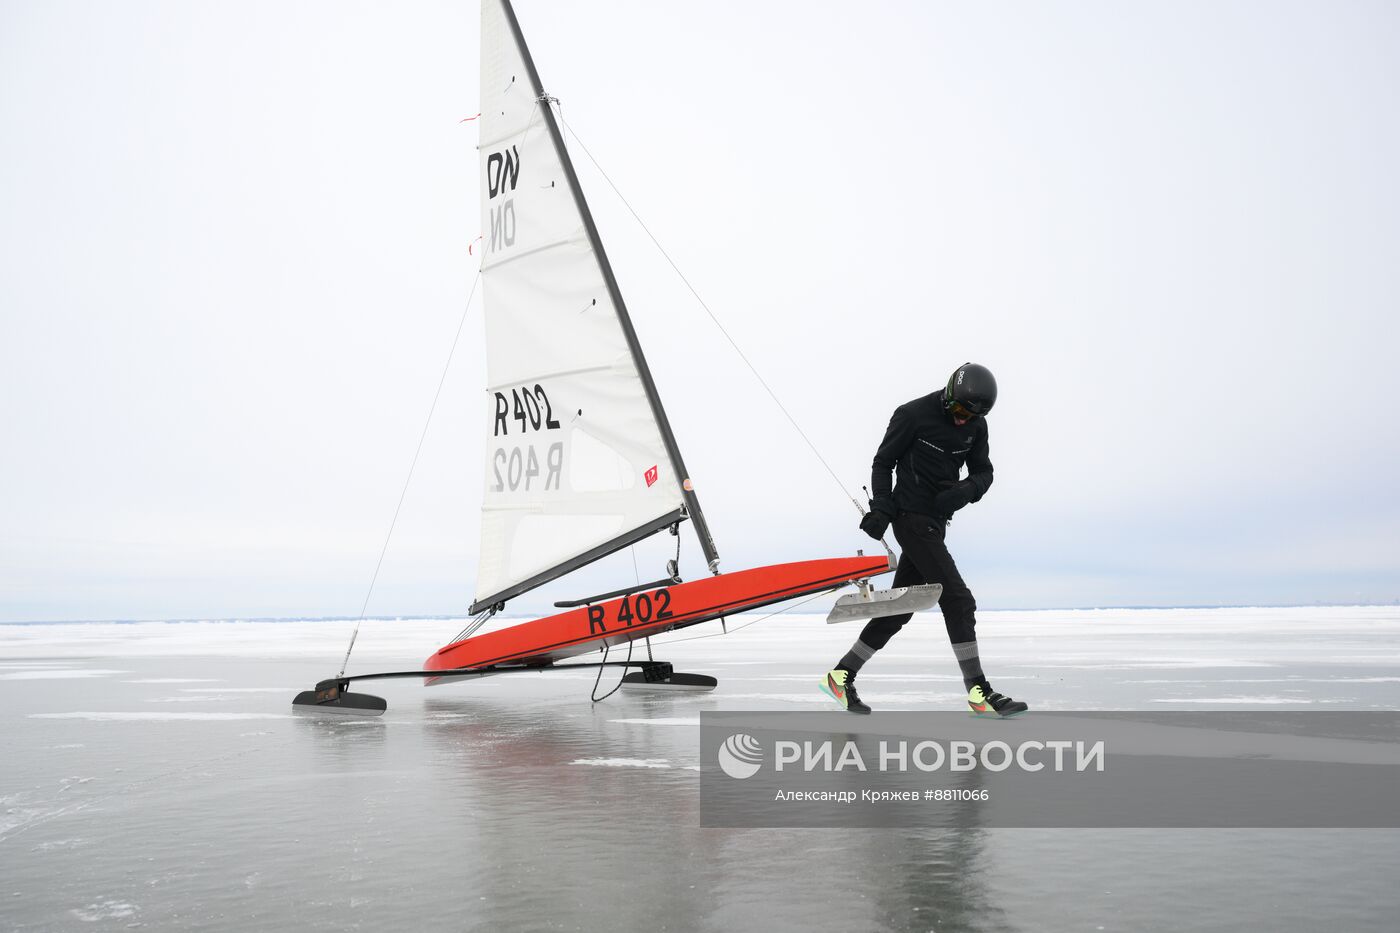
[{"xmin": 496, "ymin": 0, "xmax": 721, "ymax": 574}]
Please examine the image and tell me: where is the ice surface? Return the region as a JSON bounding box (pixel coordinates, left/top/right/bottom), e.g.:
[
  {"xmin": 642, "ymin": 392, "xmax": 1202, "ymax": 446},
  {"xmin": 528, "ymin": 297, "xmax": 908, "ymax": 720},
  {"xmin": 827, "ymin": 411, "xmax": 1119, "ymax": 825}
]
[
  {"xmin": 2, "ymin": 606, "xmax": 1398, "ymax": 931},
  {"xmin": 0, "ymin": 669, "xmax": 129, "ymax": 680}
]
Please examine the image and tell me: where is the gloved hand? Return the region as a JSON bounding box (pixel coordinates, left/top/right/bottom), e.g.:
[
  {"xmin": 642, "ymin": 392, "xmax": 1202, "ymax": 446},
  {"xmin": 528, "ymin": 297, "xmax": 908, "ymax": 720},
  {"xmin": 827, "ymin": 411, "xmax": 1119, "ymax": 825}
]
[
  {"xmin": 933, "ymin": 484, "xmax": 974, "ymax": 518},
  {"xmin": 859, "ymin": 511, "xmax": 890, "ymax": 540},
  {"xmin": 868, "ymin": 495, "xmax": 898, "ymax": 520}
]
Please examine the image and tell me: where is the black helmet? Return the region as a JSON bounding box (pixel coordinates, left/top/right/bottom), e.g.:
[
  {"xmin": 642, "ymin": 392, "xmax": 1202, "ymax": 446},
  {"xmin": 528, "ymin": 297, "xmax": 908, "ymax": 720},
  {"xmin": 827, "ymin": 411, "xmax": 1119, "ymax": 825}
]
[{"xmin": 944, "ymin": 362, "xmax": 997, "ymax": 417}]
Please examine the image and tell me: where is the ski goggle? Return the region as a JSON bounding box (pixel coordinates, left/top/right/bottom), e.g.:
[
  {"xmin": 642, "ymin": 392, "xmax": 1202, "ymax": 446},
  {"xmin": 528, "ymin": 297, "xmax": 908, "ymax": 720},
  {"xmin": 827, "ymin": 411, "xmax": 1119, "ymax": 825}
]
[{"xmin": 949, "ymin": 401, "xmax": 981, "ymax": 420}]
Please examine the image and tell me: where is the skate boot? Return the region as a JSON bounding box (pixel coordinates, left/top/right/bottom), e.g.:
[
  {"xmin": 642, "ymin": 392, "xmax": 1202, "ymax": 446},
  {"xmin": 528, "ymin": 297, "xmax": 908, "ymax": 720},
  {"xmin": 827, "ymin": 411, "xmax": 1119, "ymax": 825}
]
[
  {"xmin": 819, "ymin": 669, "xmax": 872, "ymax": 714},
  {"xmin": 967, "ymin": 680, "xmax": 1028, "ymax": 718}
]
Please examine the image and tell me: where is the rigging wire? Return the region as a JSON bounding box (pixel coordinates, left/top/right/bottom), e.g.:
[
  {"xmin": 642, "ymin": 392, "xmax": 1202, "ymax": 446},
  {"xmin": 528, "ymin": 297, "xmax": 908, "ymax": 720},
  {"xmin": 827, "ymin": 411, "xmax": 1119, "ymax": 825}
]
[
  {"xmin": 337, "ymin": 268, "xmax": 484, "ymax": 678},
  {"xmin": 449, "ymin": 606, "xmax": 496, "ymax": 646},
  {"xmin": 556, "ymin": 112, "xmax": 867, "ymax": 520},
  {"xmin": 590, "ymin": 637, "xmax": 634, "ymax": 703},
  {"xmin": 340, "ymin": 97, "xmax": 551, "ymax": 673},
  {"xmin": 643, "ymin": 589, "xmax": 832, "ymax": 651}
]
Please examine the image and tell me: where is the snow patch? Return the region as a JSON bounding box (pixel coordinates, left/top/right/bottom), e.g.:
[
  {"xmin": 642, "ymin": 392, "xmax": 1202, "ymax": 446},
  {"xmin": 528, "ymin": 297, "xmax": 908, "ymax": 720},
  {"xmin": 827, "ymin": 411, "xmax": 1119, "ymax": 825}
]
[
  {"xmin": 35, "ymin": 837, "xmax": 89, "ymax": 851},
  {"xmin": 570, "ymin": 758, "xmax": 671, "ymax": 769},
  {"xmin": 744, "ymin": 673, "xmax": 965, "ymax": 683},
  {"xmin": 1037, "ymin": 659, "xmax": 1276, "ymax": 670},
  {"xmin": 0, "ymin": 669, "xmax": 129, "ymax": 680},
  {"xmin": 31, "ymin": 712, "xmax": 293, "ymax": 721},
  {"xmin": 71, "ymin": 900, "xmax": 138, "ymax": 922},
  {"xmin": 1149, "ymin": 696, "xmax": 1338, "ymax": 705},
  {"xmin": 607, "ymin": 717, "xmax": 701, "ymax": 726},
  {"xmin": 125, "ymin": 678, "xmax": 222, "ymax": 684},
  {"xmin": 1126, "ymin": 677, "xmax": 1400, "ymax": 685},
  {"xmin": 723, "ymin": 692, "xmax": 964, "ymax": 705}
]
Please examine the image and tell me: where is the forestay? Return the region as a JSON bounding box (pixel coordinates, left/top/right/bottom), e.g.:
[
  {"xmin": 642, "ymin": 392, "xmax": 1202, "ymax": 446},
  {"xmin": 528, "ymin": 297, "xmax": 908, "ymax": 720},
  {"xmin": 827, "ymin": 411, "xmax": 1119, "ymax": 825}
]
[{"xmin": 472, "ymin": 0, "xmax": 689, "ymax": 613}]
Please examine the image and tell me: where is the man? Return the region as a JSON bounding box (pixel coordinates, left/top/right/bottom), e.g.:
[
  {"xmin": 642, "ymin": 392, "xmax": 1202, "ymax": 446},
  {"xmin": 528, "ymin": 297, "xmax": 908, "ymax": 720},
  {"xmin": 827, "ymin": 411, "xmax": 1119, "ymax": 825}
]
[{"xmin": 819, "ymin": 362, "xmax": 1029, "ymax": 718}]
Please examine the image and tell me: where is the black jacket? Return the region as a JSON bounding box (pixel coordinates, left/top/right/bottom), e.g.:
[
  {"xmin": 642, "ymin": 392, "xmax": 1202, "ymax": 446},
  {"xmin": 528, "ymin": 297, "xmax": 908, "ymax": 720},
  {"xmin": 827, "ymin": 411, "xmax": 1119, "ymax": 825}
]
[{"xmin": 870, "ymin": 392, "xmax": 993, "ymax": 519}]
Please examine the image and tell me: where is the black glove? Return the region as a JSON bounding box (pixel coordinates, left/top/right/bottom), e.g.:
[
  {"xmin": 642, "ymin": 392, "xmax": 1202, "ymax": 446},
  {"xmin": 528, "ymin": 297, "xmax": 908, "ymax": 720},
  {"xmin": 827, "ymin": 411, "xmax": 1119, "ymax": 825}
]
[
  {"xmin": 933, "ymin": 484, "xmax": 974, "ymax": 518},
  {"xmin": 859, "ymin": 511, "xmax": 890, "ymax": 541},
  {"xmin": 868, "ymin": 495, "xmax": 898, "ymax": 520}
]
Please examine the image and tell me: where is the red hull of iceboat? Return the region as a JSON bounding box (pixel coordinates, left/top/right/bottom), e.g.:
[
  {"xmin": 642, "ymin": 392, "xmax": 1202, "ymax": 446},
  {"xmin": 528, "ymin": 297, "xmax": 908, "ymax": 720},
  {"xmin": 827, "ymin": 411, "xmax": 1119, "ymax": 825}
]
[{"xmin": 424, "ymin": 554, "xmax": 892, "ymax": 674}]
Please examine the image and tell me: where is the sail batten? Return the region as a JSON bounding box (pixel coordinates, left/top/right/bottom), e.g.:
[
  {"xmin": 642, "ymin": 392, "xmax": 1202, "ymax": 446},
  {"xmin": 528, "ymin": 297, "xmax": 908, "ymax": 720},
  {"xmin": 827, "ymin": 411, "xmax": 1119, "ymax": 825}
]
[
  {"xmin": 478, "ymin": 233, "xmax": 590, "ymax": 273},
  {"xmin": 472, "ymin": 0, "xmax": 711, "ymax": 609},
  {"xmin": 479, "ymin": 121, "xmax": 547, "ymax": 152},
  {"xmin": 485, "ymin": 363, "xmax": 615, "ymax": 395}
]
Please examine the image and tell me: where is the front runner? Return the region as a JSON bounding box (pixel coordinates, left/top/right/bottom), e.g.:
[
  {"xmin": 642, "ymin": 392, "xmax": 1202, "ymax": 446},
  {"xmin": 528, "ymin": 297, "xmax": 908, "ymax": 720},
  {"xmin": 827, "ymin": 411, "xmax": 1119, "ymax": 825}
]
[{"xmin": 820, "ymin": 362, "xmax": 1029, "ymax": 718}]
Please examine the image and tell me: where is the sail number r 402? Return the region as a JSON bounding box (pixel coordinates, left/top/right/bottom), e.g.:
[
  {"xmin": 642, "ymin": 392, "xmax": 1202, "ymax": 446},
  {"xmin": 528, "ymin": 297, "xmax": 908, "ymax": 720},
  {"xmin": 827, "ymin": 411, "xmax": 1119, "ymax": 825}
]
[
  {"xmin": 490, "ymin": 385, "xmax": 564, "ymax": 494},
  {"xmin": 587, "ymin": 589, "xmax": 675, "ymax": 634},
  {"xmin": 491, "ymin": 443, "xmax": 562, "ymax": 493},
  {"xmin": 494, "ymin": 385, "xmax": 560, "ymax": 436}
]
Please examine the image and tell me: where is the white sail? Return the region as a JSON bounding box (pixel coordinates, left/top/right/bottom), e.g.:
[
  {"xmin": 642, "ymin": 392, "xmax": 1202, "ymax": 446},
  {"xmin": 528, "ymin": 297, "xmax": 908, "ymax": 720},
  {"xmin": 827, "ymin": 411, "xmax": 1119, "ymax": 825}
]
[{"xmin": 472, "ymin": 0, "xmax": 688, "ymax": 611}]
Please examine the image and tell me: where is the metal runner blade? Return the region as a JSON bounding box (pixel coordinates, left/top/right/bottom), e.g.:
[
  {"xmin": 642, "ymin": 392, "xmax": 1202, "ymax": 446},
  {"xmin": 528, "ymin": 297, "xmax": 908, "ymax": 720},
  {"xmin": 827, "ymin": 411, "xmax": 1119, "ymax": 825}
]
[{"xmin": 826, "ymin": 584, "xmax": 942, "ymax": 624}]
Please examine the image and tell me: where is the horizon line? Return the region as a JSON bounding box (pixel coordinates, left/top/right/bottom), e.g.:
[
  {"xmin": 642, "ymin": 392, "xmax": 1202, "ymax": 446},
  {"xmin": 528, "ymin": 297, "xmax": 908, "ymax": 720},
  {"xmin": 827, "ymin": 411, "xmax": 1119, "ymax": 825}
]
[{"xmin": 2, "ymin": 601, "xmax": 1398, "ymax": 626}]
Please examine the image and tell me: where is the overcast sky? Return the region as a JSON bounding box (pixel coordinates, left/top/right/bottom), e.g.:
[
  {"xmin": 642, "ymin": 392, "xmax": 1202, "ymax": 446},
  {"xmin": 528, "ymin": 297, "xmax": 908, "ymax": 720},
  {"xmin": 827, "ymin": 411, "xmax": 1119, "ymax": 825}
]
[{"xmin": 3, "ymin": 0, "xmax": 1398, "ymax": 622}]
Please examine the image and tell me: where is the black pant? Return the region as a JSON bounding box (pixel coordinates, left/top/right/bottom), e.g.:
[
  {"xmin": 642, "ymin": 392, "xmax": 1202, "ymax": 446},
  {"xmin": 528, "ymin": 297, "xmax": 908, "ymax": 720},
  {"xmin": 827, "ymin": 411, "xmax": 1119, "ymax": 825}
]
[{"xmin": 858, "ymin": 512, "xmax": 977, "ymax": 649}]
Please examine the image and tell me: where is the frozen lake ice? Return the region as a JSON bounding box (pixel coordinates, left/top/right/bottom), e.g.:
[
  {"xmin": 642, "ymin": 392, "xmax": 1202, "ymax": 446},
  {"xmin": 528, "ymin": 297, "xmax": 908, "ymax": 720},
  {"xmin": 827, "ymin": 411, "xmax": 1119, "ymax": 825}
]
[{"xmin": 2, "ymin": 606, "xmax": 1398, "ymax": 931}]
